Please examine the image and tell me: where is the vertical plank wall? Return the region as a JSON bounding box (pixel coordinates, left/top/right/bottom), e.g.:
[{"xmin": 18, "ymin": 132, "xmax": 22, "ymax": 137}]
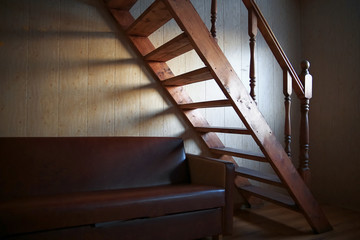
[
  {"xmin": 301, "ymin": 0, "xmax": 360, "ymax": 211},
  {"xmin": 0, "ymin": 0, "xmax": 301, "ymax": 187},
  {"xmin": 59, "ymin": 0, "xmax": 88, "ymax": 136},
  {"xmin": 0, "ymin": 0, "xmax": 28, "ymax": 136}
]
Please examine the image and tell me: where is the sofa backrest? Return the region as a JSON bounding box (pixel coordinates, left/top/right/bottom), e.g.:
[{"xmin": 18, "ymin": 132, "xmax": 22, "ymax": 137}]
[{"xmin": 0, "ymin": 137, "xmax": 189, "ymax": 200}]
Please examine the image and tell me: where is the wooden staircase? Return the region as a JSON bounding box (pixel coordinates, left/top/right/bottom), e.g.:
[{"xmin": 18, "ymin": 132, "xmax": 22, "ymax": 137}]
[{"xmin": 103, "ymin": 0, "xmax": 332, "ymax": 234}]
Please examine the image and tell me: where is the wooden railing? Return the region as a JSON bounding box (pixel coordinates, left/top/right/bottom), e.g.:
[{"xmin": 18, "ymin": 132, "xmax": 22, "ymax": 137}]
[
  {"xmin": 298, "ymin": 60, "xmax": 312, "ymax": 185},
  {"xmin": 210, "ymin": 0, "xmax": 313, "ymax": 185},
  {"xmin": 210, "ymin": 0, "xmax": 217, "ymax": 41}
]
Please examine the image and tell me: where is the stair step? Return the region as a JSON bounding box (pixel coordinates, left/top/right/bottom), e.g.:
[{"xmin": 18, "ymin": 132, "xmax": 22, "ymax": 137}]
[
  {"xmin": 210, "ymin": 147, "xmax": 267, "ymax": 162},
  {"xmin": 162, "ymin": 67, "xmax": 213, "ymax": 86},
  {"xmin": 144, "ymin": 33, "xmax": 193, "ymax": 62},
  {"xmin": 126, "ymin": 0, "xmax": 172, "ymax": 37},
  {"xmin": 179, "ymin": 99, "xmax": 231, "ymax": 110},
  {"xmin": 239, "ymin": 185, "xmax": 298, "ymax": 211},
  {"xmin": 235, "ymin": 166, "xmax": 282, "ymax": 186},
  {"xmin": 195, "ymin": 126, "xmax": 251, "ymax": 135},
  {"xmin": 107, "ymin": 0, "xmax": 333, "ymax": 233},
  {"xmin": 106, "ymin": 0, "xmax": 137, "ymax": 10}
]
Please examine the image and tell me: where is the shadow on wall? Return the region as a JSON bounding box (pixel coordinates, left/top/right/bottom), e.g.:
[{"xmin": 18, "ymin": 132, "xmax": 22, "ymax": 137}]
[{"xmin": 0, "ymin": 0, "xmax": 207, "ymax": 155}]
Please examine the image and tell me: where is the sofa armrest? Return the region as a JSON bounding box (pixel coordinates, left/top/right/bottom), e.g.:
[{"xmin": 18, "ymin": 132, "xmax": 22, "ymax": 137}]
[{"xmin": 187, "ymin": 154, "xmax": 235, "ymax": 235}]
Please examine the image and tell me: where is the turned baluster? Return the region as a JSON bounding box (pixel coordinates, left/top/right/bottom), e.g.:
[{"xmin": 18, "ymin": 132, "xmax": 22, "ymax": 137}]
[
  {"xmin": 248, "ymin": 9, "xmax": 257, "ymax": 103},
  {"xmin": 211, "ymin": 0, "xmax": 217, "ymax": 41},
  {"xmin": 283, "ymin": 69, "xmax": 292, "ymax": 158},
  {"xmin": 299, "ymin": 60, "xmax": 312, "ymax": 186}
]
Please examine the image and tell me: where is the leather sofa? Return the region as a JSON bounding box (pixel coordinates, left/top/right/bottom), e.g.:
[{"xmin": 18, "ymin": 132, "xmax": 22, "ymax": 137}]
[{"xmin": 0, "ymin": 137, "xmax": 234, "ymax": 240}]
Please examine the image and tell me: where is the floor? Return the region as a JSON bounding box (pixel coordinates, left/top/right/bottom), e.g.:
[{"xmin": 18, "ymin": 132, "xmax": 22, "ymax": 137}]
[{"xmin": 221, "ymin": 203, "xmax": 360, "ymax": 240}]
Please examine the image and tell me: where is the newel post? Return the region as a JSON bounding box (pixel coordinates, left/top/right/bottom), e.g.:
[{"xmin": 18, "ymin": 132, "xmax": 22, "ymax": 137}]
[
  {"xmin": 283, "ymin": 69, "xmax": 292, "ymax": 158},
  {"xmin": 299, "ymin": 60, "xmax": 312, "ymax": 186}
]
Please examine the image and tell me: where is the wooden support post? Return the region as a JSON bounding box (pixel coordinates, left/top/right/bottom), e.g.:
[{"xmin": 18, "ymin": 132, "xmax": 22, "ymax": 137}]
[
  {"xmin": 283, "ymin": 69, "xmax": 292, "ymax": 158},
  {"xmin": 248, "ymin": 8, "xmax": 257, "ymax": 103},
  {"xmin": 299, "ymin": 60, "xmax": 312, "ymax": 186},
  {"xmin": 211, "ymin": 0, "xmax": 217, "ymax": 41}
]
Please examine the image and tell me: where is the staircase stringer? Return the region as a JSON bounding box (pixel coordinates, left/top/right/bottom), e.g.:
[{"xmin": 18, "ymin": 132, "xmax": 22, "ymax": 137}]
[
  {"xmin": 162, "ymin": 0, "xmax": 332, "ymax": 234},
  {"xmin": 105, "ymin": 0, "xmax": 331, "ymax": 234},
  {"xmin": 108, "ymin": 7, "xmax": 255, "ymax": 202},
  {"xmin": 110, "ymin": 9, "xmax": 223, "ymax": 149}
]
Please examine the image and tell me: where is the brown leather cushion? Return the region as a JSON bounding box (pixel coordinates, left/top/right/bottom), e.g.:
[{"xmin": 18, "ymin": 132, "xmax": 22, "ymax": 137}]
[
  {"xmin": 0, "ymin": 184, "xmax": 225, "ymax": 236},
  {"xmin": 0, "ymin": 137, "xmax": 189, "ymax": 199}
]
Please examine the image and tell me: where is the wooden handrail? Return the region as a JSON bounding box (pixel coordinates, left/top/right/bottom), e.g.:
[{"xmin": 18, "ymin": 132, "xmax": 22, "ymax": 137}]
[
  {"xmin": 242, "ymin": 0, "xmax": 305, "ymax": 99},
  {"xmin": 241, "ymin": 0, "xmax": 313, "ymax": 185},
  {"xmin": 207, "ymin": 0, "xmax": 313, "ymax": 185}
]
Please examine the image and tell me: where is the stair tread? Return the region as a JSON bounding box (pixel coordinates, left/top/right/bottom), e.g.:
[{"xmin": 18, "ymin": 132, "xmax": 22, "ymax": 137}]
[
  {"xmin": 210, "ymin": 147, "xmax": 267, "ymax": 162},
  {"xmin": 239, "ymin": 185, "xmax": 298, "ymax": 210},
  {"xmin": 126, "ymin": 0, "xmax": 172, "ymax": 37},
  {"xmin": 162, "ymin": 67, "xmax": 213, "ymax": 86},
  {"xmin": 195, "ymin": 126, "xmax": 251, "ymax": 134},
  {"xmin": 144, "ymin": 33, "xmax": 193, "ymax": 62},
  {"xmin": 107, "ymin": 0, "xmax": 333, "ymax": 233},
  {"xmin": 235, "ymin": 166, "xmax": 282, "ymax": 186},
  {"xmin": 179, "ymin": 99, "xmax": 231, "ymax": 109}
]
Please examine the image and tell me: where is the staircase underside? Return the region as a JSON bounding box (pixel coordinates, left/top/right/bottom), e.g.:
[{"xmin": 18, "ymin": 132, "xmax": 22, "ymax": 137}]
[{"xmin": 103, "ymin": 0, "xmax": 332, "ymax": 234}]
